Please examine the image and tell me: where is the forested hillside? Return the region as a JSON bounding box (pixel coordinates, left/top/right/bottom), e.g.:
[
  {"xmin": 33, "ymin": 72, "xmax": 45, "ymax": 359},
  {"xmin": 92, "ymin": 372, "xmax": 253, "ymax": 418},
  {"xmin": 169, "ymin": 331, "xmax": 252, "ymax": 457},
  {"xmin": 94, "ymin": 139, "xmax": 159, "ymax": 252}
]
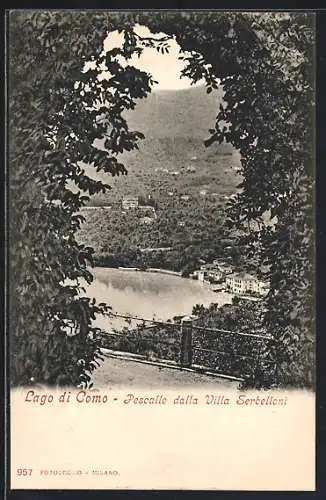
[{"xmin": 77, "ymin": 85, "xmax": 242, "ymax": 272}]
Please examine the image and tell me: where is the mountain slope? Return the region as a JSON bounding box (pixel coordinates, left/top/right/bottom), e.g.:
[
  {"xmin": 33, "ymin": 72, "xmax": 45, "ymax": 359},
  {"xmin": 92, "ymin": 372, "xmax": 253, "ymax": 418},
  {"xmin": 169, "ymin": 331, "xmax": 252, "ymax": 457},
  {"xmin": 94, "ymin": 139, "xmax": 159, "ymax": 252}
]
[
  {"xmin": 124, "ymin": 85, "xmax": 225, "ymax": 139},
  {"xmin": 84, "ymin": 85, "xmax": 239, "ymax": 205}
]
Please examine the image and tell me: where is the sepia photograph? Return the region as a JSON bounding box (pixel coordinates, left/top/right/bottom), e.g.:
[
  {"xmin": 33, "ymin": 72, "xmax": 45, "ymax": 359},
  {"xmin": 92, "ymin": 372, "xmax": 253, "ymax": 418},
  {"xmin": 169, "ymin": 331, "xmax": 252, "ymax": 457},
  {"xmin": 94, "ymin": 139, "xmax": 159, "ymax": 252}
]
[{"xmin": 7, "ymin": 10, "xmax": 316, "ymax": 490}]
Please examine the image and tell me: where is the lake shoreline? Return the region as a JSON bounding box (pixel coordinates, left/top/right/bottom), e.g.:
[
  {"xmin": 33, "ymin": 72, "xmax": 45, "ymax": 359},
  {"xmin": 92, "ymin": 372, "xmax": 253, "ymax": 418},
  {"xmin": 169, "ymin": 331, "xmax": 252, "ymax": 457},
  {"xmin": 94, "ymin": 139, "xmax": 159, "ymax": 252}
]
[
  {"xmin": 85, "ymin": 267, "xmax": 234, "ymax": 329},
  {"xmin": 117, "ymin": 266, "xmax": 182, "ymax": 277}
]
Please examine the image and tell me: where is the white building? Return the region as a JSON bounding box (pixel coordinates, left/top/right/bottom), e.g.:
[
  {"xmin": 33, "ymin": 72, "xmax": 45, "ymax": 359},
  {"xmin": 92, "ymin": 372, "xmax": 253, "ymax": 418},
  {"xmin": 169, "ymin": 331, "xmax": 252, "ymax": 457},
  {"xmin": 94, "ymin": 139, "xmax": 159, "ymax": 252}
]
[
  {"xmin": 213, "ymin": 260, "xmax": 233, "ymax": 275},
  {"xmin": 198, "ymin": 263, "xmax": 223, "ymax": 283},
  {"xmin": 122, "ymin": 197, "xmax": 139, "ymax": 210},
  {"xmin": 193, "ymin": 270, "xmax": 205, "ymax": 282},
  {"xmin": 225, "ymin": 273, "xmax": 269, "ymax": 296},
  {"xmin": 207, "ymin": 270, "xmax": 223, "ymax": 282}
]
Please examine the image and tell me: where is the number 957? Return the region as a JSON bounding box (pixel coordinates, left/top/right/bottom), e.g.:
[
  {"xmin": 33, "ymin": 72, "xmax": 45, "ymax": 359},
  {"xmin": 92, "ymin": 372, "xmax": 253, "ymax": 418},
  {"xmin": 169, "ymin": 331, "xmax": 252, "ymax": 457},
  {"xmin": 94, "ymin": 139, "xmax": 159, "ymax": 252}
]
[{"xmin": 17, "ymin": 468, "xmax": 32, "ymax": 476}]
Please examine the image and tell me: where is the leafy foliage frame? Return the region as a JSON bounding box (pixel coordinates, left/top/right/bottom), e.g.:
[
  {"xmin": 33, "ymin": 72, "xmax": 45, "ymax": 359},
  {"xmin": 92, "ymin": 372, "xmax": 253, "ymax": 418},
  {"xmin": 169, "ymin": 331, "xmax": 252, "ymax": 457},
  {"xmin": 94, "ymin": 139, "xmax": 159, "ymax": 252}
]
[{"xmin": 8, "ymin": 11, "xmax": 315, "ymax": 388}]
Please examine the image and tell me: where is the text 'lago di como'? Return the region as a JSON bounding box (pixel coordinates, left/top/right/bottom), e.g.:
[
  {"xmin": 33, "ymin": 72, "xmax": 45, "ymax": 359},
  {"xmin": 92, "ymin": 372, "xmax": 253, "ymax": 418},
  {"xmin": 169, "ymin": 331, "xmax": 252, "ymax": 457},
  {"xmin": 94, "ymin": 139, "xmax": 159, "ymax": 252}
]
[{"xmin": 24, "ymin": 390, "xmax": 288, "ymax": 407}]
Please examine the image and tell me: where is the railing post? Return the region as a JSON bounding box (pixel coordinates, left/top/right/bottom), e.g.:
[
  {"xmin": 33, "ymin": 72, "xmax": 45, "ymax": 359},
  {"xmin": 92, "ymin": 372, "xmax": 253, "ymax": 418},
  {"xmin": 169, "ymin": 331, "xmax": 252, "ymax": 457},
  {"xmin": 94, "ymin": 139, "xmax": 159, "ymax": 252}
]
[{"xmin": 180, "ymin": 317, "xmax": 193, "ymax": 368}]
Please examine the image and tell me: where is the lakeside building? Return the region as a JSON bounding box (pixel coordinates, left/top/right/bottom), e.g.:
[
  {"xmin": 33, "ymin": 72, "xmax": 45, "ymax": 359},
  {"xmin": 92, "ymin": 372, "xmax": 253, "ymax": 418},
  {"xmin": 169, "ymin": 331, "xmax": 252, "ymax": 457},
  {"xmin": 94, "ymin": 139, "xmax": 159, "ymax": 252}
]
[
  {"xmin": 191, "ymin": 261, "xmax": 270, "ymax": 298},
  {"xmin": 225, "ymin": 272, "xmax": 270, "ymax": 296},
  {"xmin": 207, "ymin": 269, "xmax": 223, "ymax": 282},
  {"xmin": 190, "ymin": 259, "xmax": 234, "ymax": 284},
  {"xmin": 192, "ymin": 270, "xmax": 205, "ymax": 282},
  {"xmin": 213, "ymin": 260, "xmax": 233, "ymax": 275},
  {"xmin": 198, "ymin": 260, "xmax": 233, "ymax": 282}
]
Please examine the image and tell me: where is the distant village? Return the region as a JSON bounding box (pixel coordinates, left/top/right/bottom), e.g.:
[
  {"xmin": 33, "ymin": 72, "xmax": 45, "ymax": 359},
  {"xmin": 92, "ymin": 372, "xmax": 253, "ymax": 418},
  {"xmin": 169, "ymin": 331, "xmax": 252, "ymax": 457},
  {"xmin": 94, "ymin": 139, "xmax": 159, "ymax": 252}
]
[{"xmin": 190, "ymin": 259, "xmax": 270, "ymax": 300}]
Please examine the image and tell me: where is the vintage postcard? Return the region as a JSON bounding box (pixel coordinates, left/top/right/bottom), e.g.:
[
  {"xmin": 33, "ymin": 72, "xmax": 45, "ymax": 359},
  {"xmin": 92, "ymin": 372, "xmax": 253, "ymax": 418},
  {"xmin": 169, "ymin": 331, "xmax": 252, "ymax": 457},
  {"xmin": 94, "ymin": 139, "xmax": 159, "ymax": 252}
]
[{"xmin": 7, "ymin": 10, "xmax": 315, "ymax": 491}]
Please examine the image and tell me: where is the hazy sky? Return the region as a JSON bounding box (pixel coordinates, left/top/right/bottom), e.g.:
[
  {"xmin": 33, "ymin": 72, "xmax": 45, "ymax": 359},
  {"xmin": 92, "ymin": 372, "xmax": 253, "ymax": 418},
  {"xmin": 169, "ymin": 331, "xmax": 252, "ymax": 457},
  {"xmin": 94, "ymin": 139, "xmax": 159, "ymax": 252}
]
[{"xmin": 103, "ymin": 25, "xmax": 201, "ymax": 91}]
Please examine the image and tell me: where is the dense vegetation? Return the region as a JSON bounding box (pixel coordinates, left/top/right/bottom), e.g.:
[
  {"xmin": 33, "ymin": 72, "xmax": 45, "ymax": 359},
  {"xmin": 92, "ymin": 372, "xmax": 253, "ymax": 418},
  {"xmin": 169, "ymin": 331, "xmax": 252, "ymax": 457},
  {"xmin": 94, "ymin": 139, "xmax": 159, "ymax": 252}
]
[
  {"xmin": 191, "ymin": 300, "xmax": 268, "ymax": 384},
  {"xmin": 77, "ymin": 200, "xmax": 243, "ymax": 275},
  {"xmin": 9, "ymin": 12, "xmax": 153, "ymax": 387},
  {"xmin": 140, "ymin": 12, "xmax": 315, "ymax": 389},
  {"xmin": 10, "ymin": 11, "xmax": 314, "ymax": 388}
]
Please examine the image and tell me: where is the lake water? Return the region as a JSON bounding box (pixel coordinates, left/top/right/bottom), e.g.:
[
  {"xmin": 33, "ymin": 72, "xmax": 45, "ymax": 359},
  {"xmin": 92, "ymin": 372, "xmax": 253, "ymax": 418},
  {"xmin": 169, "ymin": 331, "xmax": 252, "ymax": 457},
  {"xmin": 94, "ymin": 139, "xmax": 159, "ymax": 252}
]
[{"xmin": 85, "ymin": 267, "xmax": 233, "ymax": 331}]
